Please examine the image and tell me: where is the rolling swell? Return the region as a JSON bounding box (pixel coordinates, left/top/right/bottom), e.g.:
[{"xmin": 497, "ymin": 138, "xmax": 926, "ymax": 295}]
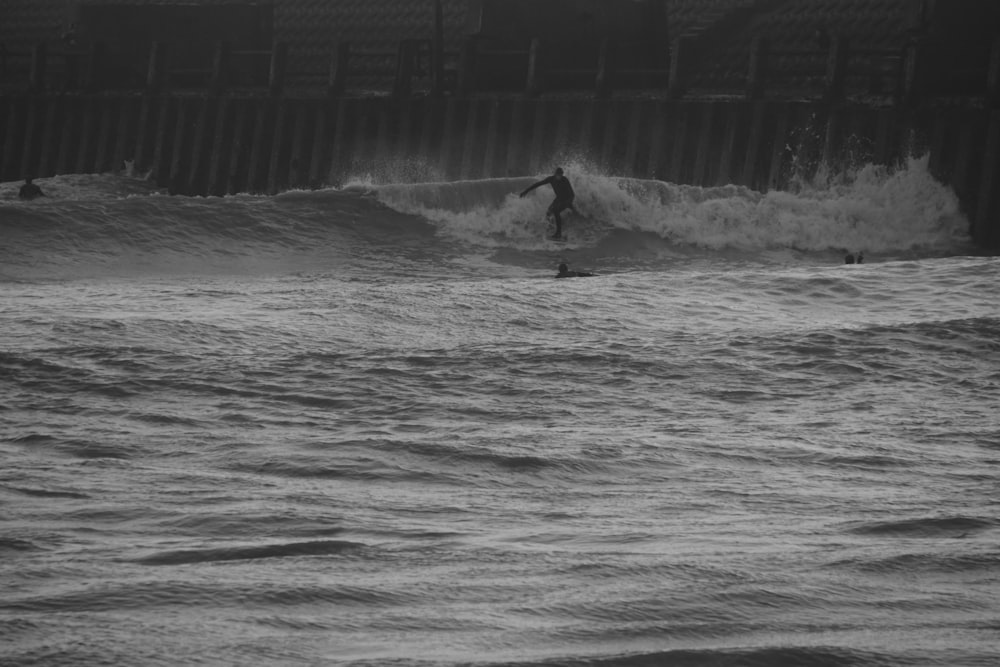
[
  {"xmin": 489, "ymin": 646, "xmax": 921, "ymax": 667},
  {"xmin": 135, "ymin": 539, "xmax": 365, "ymax": 565},
  {"xmin": 2, "ymin": 157, "xmax": 972, "ymax": 279},
  {"xmin": 847, "ymin": 516, "xmax": 998, "ymax": 539},
  {"xmin": 0, "ymin": 181, "xmax": 441, "ymax": 277}
]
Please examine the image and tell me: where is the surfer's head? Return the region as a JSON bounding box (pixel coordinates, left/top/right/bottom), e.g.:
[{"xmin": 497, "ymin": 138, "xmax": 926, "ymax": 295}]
[
  {"xmin": 558, "ymin": 263, "xmax": 569, "ymax": 273},
  {"xmin": 554, "ymin": 167, "xmax": 564, "ymax": 177}
]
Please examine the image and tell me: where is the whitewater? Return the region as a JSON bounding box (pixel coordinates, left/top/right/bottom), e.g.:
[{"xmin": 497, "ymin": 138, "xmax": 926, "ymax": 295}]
[{"xmin": 1, "ymin": 157, "xmax": 998, "ymax": 666}]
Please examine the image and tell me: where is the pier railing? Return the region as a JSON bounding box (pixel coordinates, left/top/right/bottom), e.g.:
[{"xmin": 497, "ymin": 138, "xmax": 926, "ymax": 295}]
[{"xmin": 2, "ymin": 35, "xmax": 998, "ymax": 105}]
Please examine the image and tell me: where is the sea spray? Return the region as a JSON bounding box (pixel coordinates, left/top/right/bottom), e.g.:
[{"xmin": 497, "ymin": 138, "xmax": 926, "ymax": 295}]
[{"xmin": 374, "ymin": 156, "xmax": 969, "ymax": 253}]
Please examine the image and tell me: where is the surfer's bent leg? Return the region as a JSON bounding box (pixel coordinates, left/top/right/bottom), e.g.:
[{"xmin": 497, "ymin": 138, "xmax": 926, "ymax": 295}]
[{"xmin": 547, "ymin": 201, "xmax": 563, "ymax": 237}]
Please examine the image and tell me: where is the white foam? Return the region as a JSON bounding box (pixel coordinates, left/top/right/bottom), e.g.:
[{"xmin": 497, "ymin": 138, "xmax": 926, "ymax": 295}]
[{"xmin": 370, "ymin": 156, "xmax": 971, "ymax": 254}]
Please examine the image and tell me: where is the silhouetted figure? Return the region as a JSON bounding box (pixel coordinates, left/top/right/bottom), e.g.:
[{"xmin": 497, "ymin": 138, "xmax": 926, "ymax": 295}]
[
  {"xmin": 18, "ymin": 177, "xmax": 44, "ymax": 200},
  {"xmin": 844, "ymin": 251, "xmax": 863, "ymax": 264},
  {"xmin": 555, "ymin": 263, "xmax": 594, "ymax": 278},
  {"xmin": 520, "ymin": 167, "xmax": 576, "ymax": 240}
]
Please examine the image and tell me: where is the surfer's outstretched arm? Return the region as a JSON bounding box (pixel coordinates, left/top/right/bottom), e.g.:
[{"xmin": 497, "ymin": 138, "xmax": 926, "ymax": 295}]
[{"xmin": 519, "ymin": 177, "xmax": 551, "ymax": 198}]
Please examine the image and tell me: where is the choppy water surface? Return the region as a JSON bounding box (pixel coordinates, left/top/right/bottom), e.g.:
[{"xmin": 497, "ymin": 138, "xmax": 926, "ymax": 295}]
[{"xmin": 2, "ymin": 161, "xmax": 998, "ymax": 666}]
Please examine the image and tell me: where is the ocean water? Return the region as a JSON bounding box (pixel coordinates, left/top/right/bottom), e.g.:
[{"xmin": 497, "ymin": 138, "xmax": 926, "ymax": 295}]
[{"xmin": 1, "ymin": 158, "xmax": 998, "ymax": 666}]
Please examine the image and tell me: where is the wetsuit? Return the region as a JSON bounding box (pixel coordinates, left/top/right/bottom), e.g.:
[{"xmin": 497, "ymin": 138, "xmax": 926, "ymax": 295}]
[
  {"xmin": 18, "ymin": 182, "xmax": 43, "ymax": 200},
  {"xmin": 521, "ymin": 174, "xmax": 575, "ymax": 237},
  {"xmin": 555, "ymin": 264, "xmax": 594, "ymax": 278}
]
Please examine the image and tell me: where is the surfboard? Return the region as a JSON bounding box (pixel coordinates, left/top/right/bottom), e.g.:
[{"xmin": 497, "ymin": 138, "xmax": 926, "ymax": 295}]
[{"xmin": 546, "ymin": 222, "xmax": 567, "ymax": 243}]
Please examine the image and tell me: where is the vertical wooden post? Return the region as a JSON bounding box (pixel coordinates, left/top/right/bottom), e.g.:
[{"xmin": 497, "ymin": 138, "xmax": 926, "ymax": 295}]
[
  {"xmin": 37, "ymin": 97, "xmax": 62, "ymax": 176},
  {"xmin": 168, "ymin": 99, "xmax": 191, "ymax": 193},
  {"xmin": 951, "ymin": 113, "xmax": 977, "ymax": 215},
  {"xmin": 579, "ymin": 98, "xmax": 597, "ymax": 163},
  {"xmin": 19, "ymin": 98, "xmax": 40, "ymax": 178},
  {"xmin": 742, "ymin": 101, "xmax": 766, "ymax": 189},
  {"xmin": 146, "ymin": 42, "xmax": 168, "ymax": 95},
  {"xmin": 419, "ymin": 97, "xmax": 444, "ymax": 170},
  {"xmin": 84, "ymin": 41, "xmax": 105, "ymax": 92},
  {"xmin": 901, "ymin": 37, "xmax": 921, "ymax": 107},
  {"xmin": 987, "ymin": 35, "xmax": 1000, "ymax": 108},
  {"xmin": 693, "ymin": 102, "xmax": 716, "ymax": 185},
  {"xmin": 926, "ymin": 109, "xmax": 951, "ymax": 180},
  {"xmin": 822, "ymin": 106, "xmax": 841, "ymax": 166},
  {"xmin": 186, "ymin": 98, "xmax": 212, "ymax": 194},
  {"xmin": 75, "ymin": 97, "xmax": 98, "ymax": 174},
  {"xmin": 438, "ymin": 98, "xmax": 462, "ymax": 178},
  {"xmin": 873, "ymin": 108, "xmax": 895, "ymax": 164},
  {"xmin": 553, "ymin": 99, "xmax": 572, "ymax": 156},
  {"xmin": 668, "ymin": 103, "xmax": 688, "ymax": 182},
  {"xmin": 393, "ymin": 40, "xmax": 414, "ymax": 99},
  {"xmin": 266, "ymin": 99, "xmax": 288, "ymax": 193},
  {"xmin": 111, "ymin": 98, "xmax": 138, "ymax": 175},
  {"xmin": 207, "ymin": 98, "xmax": 231, "ymax": 195},
  {"xmin": 328, "ymin": 98, "xmax": 352, "ymax": 185},
  {"xmin": 667, "ymin": 37, "xmax": 684, "ymax": 99},
  {"xmin": 717, "ymin": 104, "xmax": 741, "ymax": 185},
  {"xmin": 308, "ymin": 101, "xmax": 332, "ymax": 187},
  {"xmin": 247, "ymin": 100, "xmax": 272, "ymax": 192},
  {"xmin": 94, "ymin": 97, "xmax": 116, "ymax": 172},
  {"xmin": 55, "ymin": 98, "xmax": 80, "ymax": 175},
  {"xmin": 481, "ymin": 99, "xmax": 501, "ymax": 178},
  {"xmin": 0, "ymin": 98, "xmax": 20, "ymax": 181},
  {"xmin": 764, "ymin": 104, "xmax": 787, "ymax": 191},
  {"xmin": 825, "ymin": 36, "xmax": 849, "ymax": 103},
  {"xmin": 505, "ymin": 98, "xmax": 527, "ymax": 176},
  {"xmin": 210, "ymin": 41, "xmax": 230, "ymax": 96},
  {"xmin": 975, "ymin": 109, "xmax": 1000, "ymax": 247},
  {"xmin": 595, "ymin": 38, "xmax": 612, "ymax": 99},
  {"xmin": 624, "ymin": 101, "xmax": 643, "ymax": 175},
  {"xmin": 530, "ymin": 99, "xmax": 548, "ymax": 173},
  {"xmin": 1, "ymin": 100, "xmax": 23, "ymax": 180},
  {"xmin": 268, "ymin": 42, "xmax": 288, "ymax": 97},
  {"xmin": 227, "ymin": 100, "xmax": 250, "ymax": 194},
  {"xmin": 396, "ymin": 97, "xmax": 415, "ymax": 160},
  {"xmin": 459, "ymin": 99, "xmax": 481, "ymax": 179},
  {"xmin": 525, "ymin": 38, "xmax": 542, "ymax": 96},
  {"xmin": 458, "ymin": 38, "xmax": 478, "ymax": 95},
  {"xmin": 29, "ymin": 43, "xmax": 47, "ymax": 93},
  {"xmin": 431, "ymin": 0, "xmax": 445, "ymax": 96},
  {"xmin": 374, "ymin": 102, "xmax": 393, "ymax": 165},
  {"xmin": 329, "ymin": 42, "xmax": 351, "ymax": 97},
  {"xmin": 134, "ymin": 95, "xmax": 158, "ymax": 173},
  {"xmin": 151, "ymin": 97, "xmax": 174, "ymax": 182},
  {"xmin": 746, "ymin": 36, "xmax": 767, "ymax": 100},
  {"xmin": 600, "ymin": 100, "xmax": 620, "ymax": 171},
  {"xmin": 646, "ymin": 101, "xmax": 667, "ymax": 178},
  {"xmin": 289, "ymin": 101, "xmax": 312, "ymax": 189}
]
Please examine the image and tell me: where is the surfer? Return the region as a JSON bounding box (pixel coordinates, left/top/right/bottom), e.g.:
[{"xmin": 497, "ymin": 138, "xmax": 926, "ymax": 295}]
[
  {"xmin": 519, "ymin": 167, "xmax": 575, "ymax": 240},
  {"xmin": 555, "ymin": 263, "xmax": 594, "ymax": 278},
  {"xmin": 18, "ymin": 177, "xmax": 44, "ymax": 200}
]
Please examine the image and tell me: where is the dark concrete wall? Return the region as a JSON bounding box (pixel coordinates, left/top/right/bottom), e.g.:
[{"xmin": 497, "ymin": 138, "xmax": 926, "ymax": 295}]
[{"xmin": 1, "ymin": 93, "xmax": 998, "ymax": 247}]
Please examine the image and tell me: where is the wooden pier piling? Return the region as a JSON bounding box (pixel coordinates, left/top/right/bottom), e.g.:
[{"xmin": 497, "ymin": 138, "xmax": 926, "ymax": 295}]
[{"xmin": 3, "ymin": 89, "xmax": 1000, "ymax": 246}]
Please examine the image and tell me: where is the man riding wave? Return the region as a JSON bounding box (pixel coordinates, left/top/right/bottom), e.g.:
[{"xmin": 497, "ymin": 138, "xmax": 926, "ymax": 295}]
[{"xmin": 519, "ymin": 167, "xmax": 575, "ymax": 240}]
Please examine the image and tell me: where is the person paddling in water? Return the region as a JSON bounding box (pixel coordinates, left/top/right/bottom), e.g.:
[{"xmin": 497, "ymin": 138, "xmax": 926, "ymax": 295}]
[
  {"xmin": 555, "ymin": 263, "xmax": 594, "ymax": 278},
  {"xmin": 520, "ymin": 167, "xmax": 575, "ymax": 240}
]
